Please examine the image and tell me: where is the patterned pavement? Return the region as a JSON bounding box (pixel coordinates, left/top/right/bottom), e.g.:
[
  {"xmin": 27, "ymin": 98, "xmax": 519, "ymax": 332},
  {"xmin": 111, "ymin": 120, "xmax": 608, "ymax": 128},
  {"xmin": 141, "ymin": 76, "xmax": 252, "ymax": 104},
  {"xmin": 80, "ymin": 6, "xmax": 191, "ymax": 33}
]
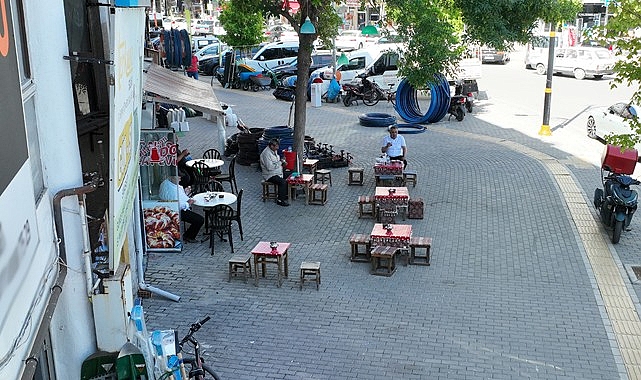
[{"xmin": 141, "ymin": 81, "xmax": 641, "ymax": 379}]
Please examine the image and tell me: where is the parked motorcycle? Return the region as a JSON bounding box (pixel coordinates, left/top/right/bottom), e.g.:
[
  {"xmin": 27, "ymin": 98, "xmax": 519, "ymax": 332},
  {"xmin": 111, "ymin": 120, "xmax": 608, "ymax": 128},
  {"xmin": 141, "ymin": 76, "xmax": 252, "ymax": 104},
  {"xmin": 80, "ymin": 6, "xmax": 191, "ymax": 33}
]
[
  {"xmin": 455, "ymin": 81, "xmax": 474, "ymax": 113},
  {"xmin": 593, "ymin": 146, "xmax": 640, "ymax": 244},
  {"xmin": 343, "ymin": 73, "xmax": 382, "ymax": 107},
  {"xmin": 448, "ymin": 94, "xmax": 467, "ymax": 121}
]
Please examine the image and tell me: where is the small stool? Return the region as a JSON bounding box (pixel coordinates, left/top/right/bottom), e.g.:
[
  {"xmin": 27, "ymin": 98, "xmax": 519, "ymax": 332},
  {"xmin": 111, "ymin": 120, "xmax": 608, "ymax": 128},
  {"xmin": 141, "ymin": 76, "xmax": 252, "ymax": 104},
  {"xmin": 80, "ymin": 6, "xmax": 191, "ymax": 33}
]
[
  {"xmin": 349, "ymin": 233, "xmax": 371, "ymax": 262},
  {"xmin": 309, "ymin": 183, "xmax": 328, "ymax": 205},
  {"xmin": 357, "ymin": 195, "xmax": 376, "ymax": 218},
  {"xmin": 375, "ymin": 174, "xmax": 396, "ymax": 186},
  {"xmin": 348, "ymin": 167, "xmax": 364, "ymax": 186},
  {"xmin": 408, "ymin": 198, "xmax": 424, "ymax": 219},
  {"xmin": 228, "ymin": 253, "xmax": 253, "ymax": 282},
  {"xmin": 314, "ymin": 169, "xmax": 332, "ymax": 186},
  {"xmin": 261, "ymin": 181, "xmax": 278, "ymax": 202},
  {"xmin": 403, "ymin": 170, "xmax": 417, "ymax": 188},
  {"xmin": 378, "ymin": 208, "xmax": 397, "ymax": 224},
  {"xmin": 409, "ymin": 236, "xmax": 432, "ymax": 266},
  {"xmin": 300, "ymin": 261, "xmax": 321, "ymax": 290},
  {"xmin": 370, "ymin": 246, "xmax": 398, "ymax": 276}
]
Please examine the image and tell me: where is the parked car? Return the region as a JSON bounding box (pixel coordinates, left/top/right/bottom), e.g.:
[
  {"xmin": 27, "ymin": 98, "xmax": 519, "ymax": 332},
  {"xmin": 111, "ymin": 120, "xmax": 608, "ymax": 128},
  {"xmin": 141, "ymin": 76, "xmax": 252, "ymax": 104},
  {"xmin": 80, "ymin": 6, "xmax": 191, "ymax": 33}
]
[
  {"xmin": 264, "ymin": 24, "xmax": 296, "ymax": 42},
  {"xmin": 481, "ymin": 46, "xmax": 510, "ymax": 64},
  {"xmin": 587, "ymin": 103, "xmax": 639, "ymax": 143},
  {"xmin": 271, "ymin": 52, "xmax": 334, "ymax": 80},
  {"xmin": 529, "ymin": 46, "xmax": 615, "ymax": 80},
  {"xmin": 195, "ymin": 43, "xmax": 229, "ymax": 75},
  {"xmin": 192, "ymin": 19, "xmax": 215, "ymax": 35},
  {"xmin": 242, "ymin": 40, "xmax": 299, "ymax": 71},
  {"xmin": 335, "ymin": 30, "xmax": 378, "ymax": 51},
  {"xmin": 192, "ymin": 36, "xmax": 220, "ymax": 52}
]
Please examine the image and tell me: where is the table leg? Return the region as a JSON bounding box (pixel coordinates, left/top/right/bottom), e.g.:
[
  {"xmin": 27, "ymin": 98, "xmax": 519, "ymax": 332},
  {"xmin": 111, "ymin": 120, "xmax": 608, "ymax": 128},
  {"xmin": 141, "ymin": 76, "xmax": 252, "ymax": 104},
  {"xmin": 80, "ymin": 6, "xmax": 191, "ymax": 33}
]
[
  {"xmin": 283, "ymin": 250, "xmax": 289, "ymax": 278},
  {"xmin": 277, "ymin": 257, "xmax": 282, "ymax": 287},
  {"xmin": 254, "ymin": 255, "xmax": 259, "ymax": 287}
]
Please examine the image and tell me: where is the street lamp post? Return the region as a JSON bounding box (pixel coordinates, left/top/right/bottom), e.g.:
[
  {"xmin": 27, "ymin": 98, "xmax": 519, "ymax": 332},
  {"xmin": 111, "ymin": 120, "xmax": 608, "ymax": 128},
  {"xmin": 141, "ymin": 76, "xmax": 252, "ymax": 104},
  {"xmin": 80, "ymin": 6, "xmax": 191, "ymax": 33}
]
[{"xmin": 539, "ymin": 24, "xmax": 556, "ymax": 136}]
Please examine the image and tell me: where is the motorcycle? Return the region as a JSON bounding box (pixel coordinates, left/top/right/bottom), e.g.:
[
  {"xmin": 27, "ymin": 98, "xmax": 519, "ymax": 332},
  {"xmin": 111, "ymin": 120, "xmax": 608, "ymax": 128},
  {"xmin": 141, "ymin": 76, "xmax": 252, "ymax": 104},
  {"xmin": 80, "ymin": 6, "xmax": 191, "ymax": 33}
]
[
  {"xmin": 454, "ymin": 81, "xmax": 474, "ymax": 113},
  {"xmin": 343, "ymin": 73, "xmax": 382, "ymax": 107},
  {"xmin": 594, "ymin": 170, "xmax": 640, "ymax": 244},
  {"xmin": 448, "ymin": 94, "xmax": 467, "ymax": 121}
]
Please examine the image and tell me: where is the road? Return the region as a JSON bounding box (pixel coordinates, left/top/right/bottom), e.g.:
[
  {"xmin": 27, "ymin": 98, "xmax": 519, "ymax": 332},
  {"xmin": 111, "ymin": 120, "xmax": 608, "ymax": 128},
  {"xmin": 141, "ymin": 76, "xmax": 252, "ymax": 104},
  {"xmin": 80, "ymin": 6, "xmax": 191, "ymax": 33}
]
[{"xmin": 475, "ymin": 46, "xmax": 638, "ymax": 172}]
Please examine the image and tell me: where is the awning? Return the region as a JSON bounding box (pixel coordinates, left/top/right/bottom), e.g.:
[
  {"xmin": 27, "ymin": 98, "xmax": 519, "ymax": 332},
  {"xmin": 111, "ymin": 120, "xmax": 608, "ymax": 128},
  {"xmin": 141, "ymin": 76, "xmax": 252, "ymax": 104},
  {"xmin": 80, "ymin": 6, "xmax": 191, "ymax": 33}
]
[{"xmin": 143, "ymin": 63, "xmax": 225, "ymax": 116}]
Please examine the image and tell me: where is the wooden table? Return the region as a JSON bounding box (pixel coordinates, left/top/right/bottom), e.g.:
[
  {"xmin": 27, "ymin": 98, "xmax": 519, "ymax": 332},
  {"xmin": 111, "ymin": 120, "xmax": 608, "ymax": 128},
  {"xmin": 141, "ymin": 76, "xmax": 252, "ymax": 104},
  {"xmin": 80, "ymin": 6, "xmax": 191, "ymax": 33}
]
[
  {"xmin": 303, "ymin": 159, "xmax": 319, "ymax": 174},
  {"xmin": 286, "ymin": 173, "xmax": 314, "ymax": 204},
  {"xmin": 375, "ymin": 186, "xmax": 410, "ymax": 219},
  {"xmin": 373, "ymin": 161, "xmax": 403, "ymax": 175},
  {"xmin": 185, "ymin": 158, "xmax": 224, "ymax": 169},
  {"xmin": 370, "ymin": 223, "xmax": 412, "ymax": 248},
  {"xmin": 252, "ymin": 241, "xmax": 290, "ymax": 287}
]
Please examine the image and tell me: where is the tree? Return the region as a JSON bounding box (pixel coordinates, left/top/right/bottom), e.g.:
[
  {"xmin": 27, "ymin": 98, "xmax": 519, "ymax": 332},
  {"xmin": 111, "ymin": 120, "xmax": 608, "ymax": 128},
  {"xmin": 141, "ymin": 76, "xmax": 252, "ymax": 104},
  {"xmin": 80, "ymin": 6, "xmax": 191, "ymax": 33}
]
[
  {"xmin": 218, "ymin": 1, "xmax": 265, "ymax": 47},
  {"xmin": 219, "ymin": 0, "xmax": 581, "ymax": 161},
  {"xmin": 596, "ymin": 0, "xmax": 641, "ymax": 149}
]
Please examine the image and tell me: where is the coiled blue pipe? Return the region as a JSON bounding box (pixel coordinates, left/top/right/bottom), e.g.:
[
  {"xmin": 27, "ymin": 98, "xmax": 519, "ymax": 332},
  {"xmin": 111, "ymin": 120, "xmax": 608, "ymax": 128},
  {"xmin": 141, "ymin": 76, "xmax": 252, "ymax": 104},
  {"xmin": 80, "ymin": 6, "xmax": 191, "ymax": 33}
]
[{"xmin": 394, "ymin": 75, "xmax": 450, "ymax": 124}]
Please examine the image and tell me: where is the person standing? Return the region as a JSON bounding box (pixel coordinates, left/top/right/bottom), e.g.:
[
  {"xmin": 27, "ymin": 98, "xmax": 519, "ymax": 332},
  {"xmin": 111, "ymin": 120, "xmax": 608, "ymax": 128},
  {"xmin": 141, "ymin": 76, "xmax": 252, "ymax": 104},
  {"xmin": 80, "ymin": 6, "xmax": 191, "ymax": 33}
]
[
  {"xmin": 186, "ymin": 54, "xmax": 199, "ymax": 80},
  {"xmin": 260, "ymin": 139, "xmax": 290, "ymax": 207},
  {"xmin": 381, "ymin": 125, "xmax": 408, "ymax": 169},
  {"xmin": 158, "ymin": 176, "xmax": 204, "ymax": 242}
]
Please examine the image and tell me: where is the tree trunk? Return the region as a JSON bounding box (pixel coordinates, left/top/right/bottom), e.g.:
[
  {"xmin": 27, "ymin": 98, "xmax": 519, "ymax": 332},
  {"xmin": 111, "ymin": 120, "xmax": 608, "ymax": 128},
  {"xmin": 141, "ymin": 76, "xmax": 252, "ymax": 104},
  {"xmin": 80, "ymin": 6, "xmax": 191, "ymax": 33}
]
[{"xmin": 293, "ymin": 33, "xmax": 315, "ymax": 171}]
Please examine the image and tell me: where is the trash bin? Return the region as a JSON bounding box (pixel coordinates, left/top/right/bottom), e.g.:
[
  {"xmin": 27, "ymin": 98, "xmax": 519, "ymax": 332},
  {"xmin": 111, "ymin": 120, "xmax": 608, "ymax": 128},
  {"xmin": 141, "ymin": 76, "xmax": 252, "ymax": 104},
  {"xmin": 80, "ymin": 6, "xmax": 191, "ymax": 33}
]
[
  {"xmin": 283, "ymin": 150, "xmax": 297, "ymax": 171},
  {"xmin": 311, "ymin": 82, "xmax": 322, "ymax": 108}
]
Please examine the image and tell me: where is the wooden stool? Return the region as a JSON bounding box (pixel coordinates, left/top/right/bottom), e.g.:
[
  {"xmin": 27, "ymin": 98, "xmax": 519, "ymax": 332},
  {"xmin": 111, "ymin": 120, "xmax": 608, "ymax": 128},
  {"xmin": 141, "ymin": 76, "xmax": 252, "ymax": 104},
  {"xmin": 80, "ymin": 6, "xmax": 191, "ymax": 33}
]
[
  {"xmin": 228, "ymin": 253, "xmax": 253, "ymax": 282},
  {"xmin": 348, "ymin": 167, "xmax": 364, "ymax": 186},
  {"xmin": 375, "ymin": 174, "xmax": 402, "ymax": 186},
  {"xmin": 409, "ymin": 236, "xmax": 432, "ymax": 266},
  {"xmin": 309, "ymin": 183, "xmax": 328, "ymax": 205},
  {"xmin": 349, "ymin": 233, "xmax": 371, "ymax": 262},
  {"xmin": 403, "ymin": 170, "xmax": 417, "ymax": 187},
  {"xmin": 314, "ymin": 169, "xmax": 332, "ymax": 186},
  {"xmin": 357, "ymin": 195, "xmax": 375, "ymax": 218},
  {"xmin": 261, "ymin": 181, "xmax": 278, "ymax": 202},
  {"xmin": 370, "ymin": 246, "xmax": 398, "ymax": 276},
  {"xmin": 408, "ymin": 198, "xmax": 424, "ymax": 219},
  {"xmin": 300, "ymin": 261, "xmax": 321, "ymax": 290},
  {"xmin": 378, "ymin": 208, "xmax": 397, "ymax": 224}
]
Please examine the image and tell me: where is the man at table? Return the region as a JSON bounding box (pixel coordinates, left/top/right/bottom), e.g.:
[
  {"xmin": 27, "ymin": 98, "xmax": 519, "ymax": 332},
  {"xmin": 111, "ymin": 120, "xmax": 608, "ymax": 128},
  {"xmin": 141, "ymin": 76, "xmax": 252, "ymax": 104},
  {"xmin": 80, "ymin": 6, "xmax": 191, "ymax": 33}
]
[
  {"xmin": 159, "ymin": 176, "xmax": 204, "ymax": 242},
  {"xmin": 381, "ymin": 125, "xmax": 408, "ymax": 169},
  {"xmin": 260, "ymin": 138, "xmax": 290, "ymax": 207}
]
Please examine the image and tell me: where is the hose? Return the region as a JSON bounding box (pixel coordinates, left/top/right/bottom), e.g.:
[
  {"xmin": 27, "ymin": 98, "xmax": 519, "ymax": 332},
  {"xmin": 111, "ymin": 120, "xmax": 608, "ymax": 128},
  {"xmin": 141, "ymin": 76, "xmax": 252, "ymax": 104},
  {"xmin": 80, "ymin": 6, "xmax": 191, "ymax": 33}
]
[
  {"xmin": 394, "ymin": 123, "xmax": 428, "ymax": 134},
  {"xmin": 358, "ymin": 113, "xmax": 397, "ymax": 127},
  {"xmin": 394, "ymin": 75, "xmax": 450, "ymax": 124}
]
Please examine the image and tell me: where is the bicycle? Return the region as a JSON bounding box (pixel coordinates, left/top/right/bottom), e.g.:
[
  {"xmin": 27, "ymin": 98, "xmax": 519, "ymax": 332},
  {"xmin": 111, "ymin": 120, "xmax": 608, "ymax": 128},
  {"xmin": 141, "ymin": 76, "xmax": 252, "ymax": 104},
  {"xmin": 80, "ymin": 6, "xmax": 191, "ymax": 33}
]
[{"xmin": 175, "ymin": 316, "xmax": 222, "ymax": 380}]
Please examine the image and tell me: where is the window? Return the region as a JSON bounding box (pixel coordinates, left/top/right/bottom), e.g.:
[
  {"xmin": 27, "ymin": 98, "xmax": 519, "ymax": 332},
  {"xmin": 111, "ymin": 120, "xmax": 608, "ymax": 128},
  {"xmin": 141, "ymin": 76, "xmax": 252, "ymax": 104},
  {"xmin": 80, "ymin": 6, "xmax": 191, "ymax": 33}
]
[
  {"xmin": 565, "ymin": 50, "xmax": 577, "ymax": 59},
  {"xmin": 281, "ymin": 46, "xmax": 298, "ymax": 58},
  {"xmin": 347, "ymin": 57, "xmax": 366, "ymax": 70}
]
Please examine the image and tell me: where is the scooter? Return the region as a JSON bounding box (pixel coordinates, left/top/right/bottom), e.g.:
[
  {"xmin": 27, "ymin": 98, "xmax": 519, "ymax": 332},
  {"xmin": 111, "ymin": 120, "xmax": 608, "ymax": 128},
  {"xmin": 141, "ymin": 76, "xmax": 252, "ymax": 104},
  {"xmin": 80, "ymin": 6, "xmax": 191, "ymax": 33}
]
[
  {"xmin": 448, "ymin": 94, "xmax": 466, "ymax": 121},
  {"xmin": 455, "ymin": 81, "xmax": 474, "ymax": 113},
  {"xmin": 594, "ymin": 170, "xmax": 640, "ymax": 244}
]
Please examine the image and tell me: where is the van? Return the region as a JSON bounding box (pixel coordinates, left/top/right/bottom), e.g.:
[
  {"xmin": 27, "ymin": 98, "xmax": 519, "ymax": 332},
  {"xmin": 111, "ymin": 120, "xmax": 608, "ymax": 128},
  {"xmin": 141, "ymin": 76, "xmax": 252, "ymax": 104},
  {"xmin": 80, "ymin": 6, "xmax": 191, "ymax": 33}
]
[
  {"xmin": 192, "ymin": 36, "xmax": 219, "ymax": 52},
  {"xmin": 528, "ymin": 45, "xmax": 615, "ymax": 79},
  {"xmin": 242, "ymin": 41, "xmax": 299, "ymax": 71},
  {"xmin": 524, "ymin": 35, "xmax": 560, "ymax": 69}
]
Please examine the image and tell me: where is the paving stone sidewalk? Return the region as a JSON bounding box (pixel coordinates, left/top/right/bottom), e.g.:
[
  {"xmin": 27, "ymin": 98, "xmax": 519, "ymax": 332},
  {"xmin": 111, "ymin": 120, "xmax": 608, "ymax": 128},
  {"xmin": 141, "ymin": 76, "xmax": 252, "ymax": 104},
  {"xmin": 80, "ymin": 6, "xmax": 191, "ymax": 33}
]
[{"xmin": 141, "ymin": 84, "xmax": 630, "ymax": 379}]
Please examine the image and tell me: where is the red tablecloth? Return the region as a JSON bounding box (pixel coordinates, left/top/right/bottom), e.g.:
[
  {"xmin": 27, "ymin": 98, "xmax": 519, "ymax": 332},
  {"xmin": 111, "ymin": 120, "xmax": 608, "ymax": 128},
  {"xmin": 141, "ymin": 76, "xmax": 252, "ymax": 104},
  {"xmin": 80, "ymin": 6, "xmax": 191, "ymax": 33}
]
[
  {"xmin": 286, "ymin": 173, "xmax": 313, "ymax": 185},
  {"xmin": 374, "ymin": 161, "xmax": 403, "ymax": 175},
  {"xmin": 375, "ymin": 187, "xmax": 409, "ymax": 209},
  {"xmin": 370, "ymin": 223, "xmax": 412, "ymax": 247},
  {"xmin": 251, "ymin": 241, "xmax": 291, "ymax": 256}
]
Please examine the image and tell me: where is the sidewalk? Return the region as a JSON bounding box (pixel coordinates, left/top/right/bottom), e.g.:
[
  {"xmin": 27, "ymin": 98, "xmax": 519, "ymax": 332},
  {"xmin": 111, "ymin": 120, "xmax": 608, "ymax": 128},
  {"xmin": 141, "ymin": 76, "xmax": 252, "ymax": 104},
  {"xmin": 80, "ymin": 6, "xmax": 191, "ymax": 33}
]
[{"xmin": 142, "ymin": 84, "xmax": 640, "ymax": 379}]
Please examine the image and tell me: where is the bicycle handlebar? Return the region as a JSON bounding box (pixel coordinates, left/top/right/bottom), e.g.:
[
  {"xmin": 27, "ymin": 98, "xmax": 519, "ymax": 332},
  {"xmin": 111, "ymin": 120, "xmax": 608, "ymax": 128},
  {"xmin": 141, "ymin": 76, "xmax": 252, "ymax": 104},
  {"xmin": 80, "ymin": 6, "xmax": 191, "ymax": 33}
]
[{"xmin": 180, "ymin": 316, "xmax": 211, "ymax": 347}]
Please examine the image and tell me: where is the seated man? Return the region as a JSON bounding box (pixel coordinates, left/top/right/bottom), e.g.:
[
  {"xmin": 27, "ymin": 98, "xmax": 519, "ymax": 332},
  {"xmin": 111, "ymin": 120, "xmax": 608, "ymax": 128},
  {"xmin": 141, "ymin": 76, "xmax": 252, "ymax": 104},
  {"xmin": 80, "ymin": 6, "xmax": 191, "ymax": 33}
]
[
  {"xmin": 159, "ymin": 175, "xmax": 204, "ymax": 242},
  {"xmin": 381, "ymin": 125, "xmax": 408, "ymax": 169},
  {"xmin": 260, "ymin": 138, "xmax": 290, "ymax": 207}
]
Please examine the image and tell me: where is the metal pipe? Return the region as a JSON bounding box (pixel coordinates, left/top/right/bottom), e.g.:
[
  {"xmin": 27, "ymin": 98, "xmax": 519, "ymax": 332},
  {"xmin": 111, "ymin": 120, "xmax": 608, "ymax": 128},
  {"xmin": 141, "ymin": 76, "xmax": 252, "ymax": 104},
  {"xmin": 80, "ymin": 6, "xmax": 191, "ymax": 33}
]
[{"xmin": 22, "ymin": 180, "xmax": 99, "ymax": 380}]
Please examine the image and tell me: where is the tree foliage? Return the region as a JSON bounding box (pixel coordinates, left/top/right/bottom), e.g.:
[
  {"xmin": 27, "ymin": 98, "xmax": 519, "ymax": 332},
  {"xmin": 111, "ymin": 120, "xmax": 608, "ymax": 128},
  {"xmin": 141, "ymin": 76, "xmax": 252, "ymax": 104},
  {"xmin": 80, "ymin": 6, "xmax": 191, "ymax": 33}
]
[
  {"xmin": 218, "ymin": 0, "xmax": 265, "ymax": 47},
  {"xmin": 596, "ymin": 0, "xmax": 641, "ymax": 149}
]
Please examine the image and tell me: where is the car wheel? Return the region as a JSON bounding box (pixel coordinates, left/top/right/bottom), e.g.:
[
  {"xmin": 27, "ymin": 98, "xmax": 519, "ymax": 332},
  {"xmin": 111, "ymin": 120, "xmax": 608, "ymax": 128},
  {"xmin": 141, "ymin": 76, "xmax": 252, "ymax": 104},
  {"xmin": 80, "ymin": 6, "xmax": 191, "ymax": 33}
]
[
  {"xmin": 574, "ymin": 68, "xmax": 586, "ymax": 80},
  {"xmin": 358, "ymin": 43, "xmax": 363, "ymax": 50},
  {"xmin": 208, "ymin": 65, "xmax": 218, "ymax": 77},
  {"xmin": 535, "ymin": 64, "xmax": 546, "ymax": 75},
  {"xmin": 587, "ymin": 116, "xmax": 597, "ymax": 139}
]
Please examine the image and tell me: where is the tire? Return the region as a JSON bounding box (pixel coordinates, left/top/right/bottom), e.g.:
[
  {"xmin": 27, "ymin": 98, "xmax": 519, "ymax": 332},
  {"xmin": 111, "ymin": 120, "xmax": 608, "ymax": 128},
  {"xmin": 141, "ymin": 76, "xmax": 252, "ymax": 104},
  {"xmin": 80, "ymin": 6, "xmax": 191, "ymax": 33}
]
[
  {"xmin": 593, "ymin": 188, "xmax": 603, "ymax": 209},
  {"xmin": 455, "ymin": 108, "xmax": 464, "ymax": 121},
  {"xmin": 465, "ymin": 102, "xmax": 473, "ymax": 113},
  {"xmin": 612, "ymin": 219, "xmax": 623, "ymax": 244},
  {"xmin": 536, "ymin": 63, "xmax": 546, "ymax": 75},
  {"xmin": 182, "ymin": 358, "xmax": 222, "ymax": 380},
  {"xmin": 232, "ymin": 80, "xmax": 241, "ymax": 89},
  {"xmin": 587, "ymin": 116, "xmax": 597, "ymax": 139},
  {"xmin": 358, "ymin": 112, "xmax": 396, "ymax": 127},
  {"xmin": 242, "ymin": 82, "xmax": 250, "ymax": 91},
  {"xmin": 343, "ymin": 93, "xmax": 352, "ymax": 107},
  {"xmin": 594, "ymin": 75, "xmax": 603, "ymax": 80},
  {"xmin": 574, "ymin": 68, "xmax": 586, "ymax": 80},
  {"xmin": 252, "ymin": 83, "xmax": 260, "ymax": 92},
  {"xmin": 362, "ymin": 90, "xmax": 380, "ymax": 106},
  {"xmin": 207, "ymin": 65, "xmax": 219, "ymax": 77}
]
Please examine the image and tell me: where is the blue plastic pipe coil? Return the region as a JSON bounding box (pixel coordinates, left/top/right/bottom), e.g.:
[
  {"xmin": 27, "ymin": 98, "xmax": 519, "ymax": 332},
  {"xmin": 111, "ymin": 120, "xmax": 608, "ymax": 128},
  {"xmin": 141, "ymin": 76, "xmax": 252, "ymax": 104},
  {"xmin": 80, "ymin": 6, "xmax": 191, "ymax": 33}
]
[{"xmin": 394, "ymin": 74, "xmax": 450, "ymax": 124}]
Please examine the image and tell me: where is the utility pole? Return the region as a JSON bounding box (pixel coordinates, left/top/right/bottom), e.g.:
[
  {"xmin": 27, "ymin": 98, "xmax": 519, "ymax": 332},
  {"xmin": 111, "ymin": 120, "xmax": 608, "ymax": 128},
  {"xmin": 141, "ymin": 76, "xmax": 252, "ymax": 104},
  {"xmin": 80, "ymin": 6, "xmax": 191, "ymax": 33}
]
[{"xmin": 539, "ymin": 23, "xmax": 556, "ymax": 136}]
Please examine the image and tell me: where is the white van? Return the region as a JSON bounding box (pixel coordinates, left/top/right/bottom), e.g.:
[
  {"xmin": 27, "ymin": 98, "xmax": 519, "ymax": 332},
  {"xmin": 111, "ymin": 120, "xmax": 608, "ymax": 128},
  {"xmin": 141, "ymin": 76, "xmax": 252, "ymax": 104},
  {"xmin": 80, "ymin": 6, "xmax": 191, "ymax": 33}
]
[{"xmin": 242, "ymin": 41, "xmax": 299, "ymax": 71}]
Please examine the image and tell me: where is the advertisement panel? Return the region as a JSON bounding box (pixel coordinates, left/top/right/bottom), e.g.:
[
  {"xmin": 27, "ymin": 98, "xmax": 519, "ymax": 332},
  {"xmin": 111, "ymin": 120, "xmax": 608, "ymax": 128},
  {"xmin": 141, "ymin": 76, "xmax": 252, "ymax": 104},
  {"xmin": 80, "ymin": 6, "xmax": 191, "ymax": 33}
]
[
  {"xmin": 139, "ymin": 130, "xmax": 182, "ymax": 251},
  {"xmin": 109, "ymin": 8, "xmax": 144, "ymax": 270}
]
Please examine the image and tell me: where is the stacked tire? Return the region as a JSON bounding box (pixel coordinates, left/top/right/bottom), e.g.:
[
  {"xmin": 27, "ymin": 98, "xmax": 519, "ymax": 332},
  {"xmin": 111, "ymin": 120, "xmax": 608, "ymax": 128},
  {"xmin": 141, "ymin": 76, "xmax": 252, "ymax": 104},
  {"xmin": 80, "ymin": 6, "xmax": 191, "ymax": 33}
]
[
  {"xmin": 257, "ymin": 126, "xmax": 294, "ymax": 155},
  {"xmin": 236, "ymin": 128, "xmax": 264, "ymax": 166}
]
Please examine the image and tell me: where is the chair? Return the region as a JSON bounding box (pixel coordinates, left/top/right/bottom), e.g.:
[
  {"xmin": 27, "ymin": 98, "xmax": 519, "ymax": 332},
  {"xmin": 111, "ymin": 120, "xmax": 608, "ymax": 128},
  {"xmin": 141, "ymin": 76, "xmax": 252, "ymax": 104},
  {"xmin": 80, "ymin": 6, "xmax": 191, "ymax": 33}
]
[
  {"xmin": 216, "ymin": 156, "xmax": 238, "ymax": 194},
  {"xmin": 202, "ymin": 148, "xmax": 222, "ymax": 160},
  {"xmin": 192, "ymin": 160, "xmax": 213, "ymax": 194},
  {"xmin": 201, "ymin": 181, "xmax": 224, "ymax": 235},
  {"xmin": 230, "ymin": 189, "xmax": 244, "ymax": 241},
  {"xmin": 208, "ymin": 204, "xmax": 234, "ymax": 256}
]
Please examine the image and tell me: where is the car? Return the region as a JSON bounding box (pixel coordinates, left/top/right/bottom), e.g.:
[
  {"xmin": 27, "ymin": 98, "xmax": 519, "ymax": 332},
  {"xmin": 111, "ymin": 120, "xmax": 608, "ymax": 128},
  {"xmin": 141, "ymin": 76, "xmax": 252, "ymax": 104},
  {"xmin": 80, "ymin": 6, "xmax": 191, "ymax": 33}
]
[
  {"xmin": 481, "ymin": 46, "xmax": 510, "ymax": 64},
  {"xmin": 242, "ymin": 40, "xmax": 299, "ymax": 71},
  {"xmin": 587, "ymin": 102, "xmax": 639, "ymax": 144},
  {"xmin": 192, "ymin": 36, "xmax": 220, "ymax": 52},
  {"xmin": 193, "ymin": 42, "xmax": 226, "ymax": 61},
  {"xmin": 376, "ymin": 33, "xmax": 404, "ymax": 44},
  {"xmin": 529, "ymin": 46, "xmax": 616, "ymax": 80},
  {"xmin": 264, "ymin": 24, "xmax": 296, "ymax": 42},
  {"xmin": 192, "ymin": 19, "xmax": 215, "ymax": 35},
  {"xmin": 335, "ymin": 30, "xmax": 378, "ymax": 51},
  {"xmin": 271, "ymin": 52, "xmax": 334, "ymax": 80}
]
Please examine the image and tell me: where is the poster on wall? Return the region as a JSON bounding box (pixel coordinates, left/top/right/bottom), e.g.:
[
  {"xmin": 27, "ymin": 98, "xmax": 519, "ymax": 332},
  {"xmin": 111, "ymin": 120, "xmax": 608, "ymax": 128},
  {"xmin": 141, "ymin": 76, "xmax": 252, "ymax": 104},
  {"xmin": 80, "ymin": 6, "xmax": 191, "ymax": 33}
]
[
  {"xmin": 139, "ymin": 130, "xmax": 182, "ymax": 252},
  {"xmin": 108, "ymin": 7, "xmax": 145, "ymax": 271}
]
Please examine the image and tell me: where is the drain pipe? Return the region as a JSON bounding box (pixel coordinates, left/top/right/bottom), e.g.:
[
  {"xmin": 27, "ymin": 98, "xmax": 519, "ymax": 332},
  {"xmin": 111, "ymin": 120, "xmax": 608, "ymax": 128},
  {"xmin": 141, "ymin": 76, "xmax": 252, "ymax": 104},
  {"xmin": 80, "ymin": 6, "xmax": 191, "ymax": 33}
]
[
  {"xmin": 133, "ymin": 193, "xmax": 180, "ymax": 302},
  {"xmin": 21, "ymin": 178, "xmax": 99, "ymax": 380}
]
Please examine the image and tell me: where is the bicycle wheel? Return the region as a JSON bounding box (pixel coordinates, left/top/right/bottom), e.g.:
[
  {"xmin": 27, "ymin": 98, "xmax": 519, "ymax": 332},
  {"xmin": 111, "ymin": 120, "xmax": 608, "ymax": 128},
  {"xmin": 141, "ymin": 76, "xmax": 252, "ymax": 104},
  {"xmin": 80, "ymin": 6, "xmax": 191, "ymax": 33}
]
[
  {"xmin": 182, "ymin": 357, "xmax": 222, "ymax": 380},
  {"xmin": 362, "ymin": 90, "xmax": 380, "ymax": 106}
]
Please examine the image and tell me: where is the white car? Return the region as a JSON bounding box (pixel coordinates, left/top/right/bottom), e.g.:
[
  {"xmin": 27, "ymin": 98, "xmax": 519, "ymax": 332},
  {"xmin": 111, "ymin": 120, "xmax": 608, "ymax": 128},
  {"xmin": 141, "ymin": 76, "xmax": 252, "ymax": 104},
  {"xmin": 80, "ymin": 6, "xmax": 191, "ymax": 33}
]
[
  {"xmin": 335, "ymin": 30, "xmax": 378, "ymax": 51},
  {"xmin": 587, "ymin": 102, "xmax": 640, "ymax": 143}
]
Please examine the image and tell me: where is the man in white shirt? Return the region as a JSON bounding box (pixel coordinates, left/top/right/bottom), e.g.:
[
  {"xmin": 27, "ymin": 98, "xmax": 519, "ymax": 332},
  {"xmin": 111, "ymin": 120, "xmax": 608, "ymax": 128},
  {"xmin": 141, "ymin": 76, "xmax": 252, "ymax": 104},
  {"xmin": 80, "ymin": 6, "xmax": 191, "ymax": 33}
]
[
  {"xmin": 159, "ymin": 176, "xmax": 204, "ymax": 242},
  {"xmin": 381, "ymin": 125, "xmax": 408, "ymax": 168},
  {"xmin": 260, "ymin": 138, "xmax": 290, "ymax": 206}
]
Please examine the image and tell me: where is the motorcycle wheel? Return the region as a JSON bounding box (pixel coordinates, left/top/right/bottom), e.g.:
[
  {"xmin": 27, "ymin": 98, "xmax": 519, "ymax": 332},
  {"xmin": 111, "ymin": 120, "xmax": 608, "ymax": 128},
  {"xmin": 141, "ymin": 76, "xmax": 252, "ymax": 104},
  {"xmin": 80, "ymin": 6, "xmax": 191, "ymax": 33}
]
[
  {"xmin": 455, "ymin": 108, "xmax": 464, "ymax": 121},
  {"xmin": 362, "ymin": 90, "xmax": 380, "ymax": 106},
  {"xmin": 343, "ymin": 94, "xmax": 352, "ymax": 107},
  {"xmin": 612, "ymin": 219, "xmax": 623, "ymax": 244},
  {"xmin": 593, "ymin": 188, "xmax": 603, "ymax": 209},
  {"xmin": 466, "ymin": 102, "xmax": 473, "ymax": 113}
]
